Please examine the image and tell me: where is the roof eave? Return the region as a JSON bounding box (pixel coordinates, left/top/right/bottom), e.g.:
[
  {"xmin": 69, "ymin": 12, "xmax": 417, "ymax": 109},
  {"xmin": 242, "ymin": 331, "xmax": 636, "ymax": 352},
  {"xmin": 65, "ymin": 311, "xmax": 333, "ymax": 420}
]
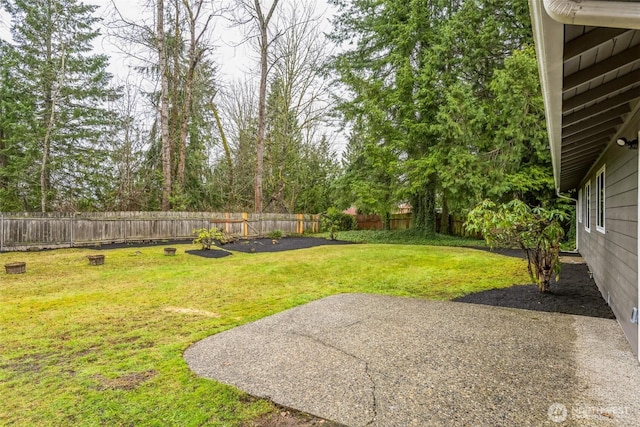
[
  {"xmin": 529, "ymin": 0, "xmax": 564, "ymax": 192},
  {"xmin": 530, "ymin": 0, "xmax": 640, "ymax": 193}
]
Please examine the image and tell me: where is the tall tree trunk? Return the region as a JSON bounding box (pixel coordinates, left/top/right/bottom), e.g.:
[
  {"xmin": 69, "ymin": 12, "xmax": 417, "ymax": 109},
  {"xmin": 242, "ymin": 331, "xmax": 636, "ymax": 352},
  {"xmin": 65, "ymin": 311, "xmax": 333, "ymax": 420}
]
[
  {"xmin": 253, "ymin": 0, "xmax": 279, "ymax": 213},
  {"xmin": 40, "ymin": 98, "xmax": 55, "ymax": 213},
  {"xmin": 383, "ymin": 211, "xmax": 391, "ymax": 230},
  {"xmin": 411, "ymin": 177, "xmax": 437, "ymax": 235},
  {"xmin": 441, "ymin": 193, "xmax": 449, "ymax": 235},
  {"xmin": 157, "ymin": 0, "xmax": 172, "ymax": 211},
  {"xmin": 0, "ymin": 130, "xmax": 4, "ymax": 182},
  {"xmin": 41, "ymin": 30, "xmax": 66, "ymax": 212},
  {"xmin": 211, "ymin": 102, "xmax": 234, "ymax": 208},
  {"xmin": 40, "ymin": 13, "xmax": 53, "ymax": 213},
  {"xmin": 255, "ymin": 24, "xmax": 267, "ymax": 213},
  {"xmin": 177, "ymin": 72, "xmax": 192, "ymax": 193},
  {"xmin": 177, "ymin": 2, "xmax": 197, "ymax": 192},
  {"xmin": 172, "ymin": 0, "xmax": 181, "ymax": 190}
]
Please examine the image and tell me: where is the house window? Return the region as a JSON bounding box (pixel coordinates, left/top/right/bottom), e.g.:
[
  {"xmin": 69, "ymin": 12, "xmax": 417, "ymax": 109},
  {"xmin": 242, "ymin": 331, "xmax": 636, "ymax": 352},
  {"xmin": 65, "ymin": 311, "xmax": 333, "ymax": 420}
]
[
  {"xmin": 578, "ymin": 188, "xmax": 582, "ymax": 223},
  {"xmin": 584, "ymin": 180, "xmax": 591, "ymax": 233},
  {"xmin": 596, "ymin": 165, "xmax": 605, "ymax": 233}
]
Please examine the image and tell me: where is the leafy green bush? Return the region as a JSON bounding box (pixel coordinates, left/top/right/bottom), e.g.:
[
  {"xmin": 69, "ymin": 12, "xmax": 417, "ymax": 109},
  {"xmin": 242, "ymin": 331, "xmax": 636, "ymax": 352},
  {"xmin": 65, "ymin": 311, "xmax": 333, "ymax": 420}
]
[
  {"xmin": 267, "ymin": 229, "xmax": 284, "ymax": 239},
  {"xmin": 466, "ymin": 199, "xmax": 566, "ymax": 292},
  {"xmin": 192, "ymin": 227, "xmax": 232, "ymax": 250},
  {"xmin": 321, "ymin": 208, "xmax": 357, "ymax": 240}
]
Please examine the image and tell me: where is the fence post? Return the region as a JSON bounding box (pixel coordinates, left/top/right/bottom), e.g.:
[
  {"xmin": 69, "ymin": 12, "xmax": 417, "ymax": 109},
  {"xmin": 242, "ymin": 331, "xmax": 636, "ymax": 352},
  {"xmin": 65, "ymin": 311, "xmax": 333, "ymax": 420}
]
[
  {"xmin": 242, "ymin": 212, "xmax": 248, "ymax": 238},
  {"xmin": 0, "ymin": 213, "xmax": 4, "ymax": 252},
  {"xmin": 69, "ymin": 215, "xmax": 74, "ymax": 248}
]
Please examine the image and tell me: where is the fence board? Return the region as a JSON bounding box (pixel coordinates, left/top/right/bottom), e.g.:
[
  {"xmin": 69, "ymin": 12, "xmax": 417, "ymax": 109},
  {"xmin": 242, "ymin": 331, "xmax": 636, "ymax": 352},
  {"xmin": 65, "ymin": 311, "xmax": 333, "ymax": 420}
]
[
  {"xmin": 0, "ymin": 212, "xmax": 321, "ymax": 252},
  {"xmin": 354, "ymin": 213, "xmax": 481, "ymax": 238}
]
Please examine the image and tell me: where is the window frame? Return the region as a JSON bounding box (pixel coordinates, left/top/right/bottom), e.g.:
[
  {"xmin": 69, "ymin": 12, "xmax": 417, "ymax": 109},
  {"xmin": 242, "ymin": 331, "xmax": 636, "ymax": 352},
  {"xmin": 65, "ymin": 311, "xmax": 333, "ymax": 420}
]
[
  {"xmin": 596, "ymin": 165, "xmax": 606, "ymax": 233},
  {"xmin": 578, "ymin": 188, "xmax": 582, "ymax": 223},
  {"xmin": 584, "ymin": 180, "xmax": 591, "ymax": 233}
]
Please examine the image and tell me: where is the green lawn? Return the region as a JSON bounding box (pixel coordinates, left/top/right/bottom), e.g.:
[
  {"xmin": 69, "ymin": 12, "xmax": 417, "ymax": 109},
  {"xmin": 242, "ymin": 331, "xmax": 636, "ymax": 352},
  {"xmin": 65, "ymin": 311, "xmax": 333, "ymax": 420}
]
[{"xmin": 0, "ymin": 242, "xmax": 528, "ymax": 426}]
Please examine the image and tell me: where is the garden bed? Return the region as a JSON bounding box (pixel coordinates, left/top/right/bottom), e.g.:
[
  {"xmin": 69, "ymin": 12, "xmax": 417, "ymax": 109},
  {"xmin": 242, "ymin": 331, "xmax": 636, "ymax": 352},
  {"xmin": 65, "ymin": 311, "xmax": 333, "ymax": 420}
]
[
  {"xmin": 454, "ymin": 260, "xmax": 615, "ymax": 319},
  {"xmin": 222, "ymin": 237, "xmax": 354, "ymax": 253}
]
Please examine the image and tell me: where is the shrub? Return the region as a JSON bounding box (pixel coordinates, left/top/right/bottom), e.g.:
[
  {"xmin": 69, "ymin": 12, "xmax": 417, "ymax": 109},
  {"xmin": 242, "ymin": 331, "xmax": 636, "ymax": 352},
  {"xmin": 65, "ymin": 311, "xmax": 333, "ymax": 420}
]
[
  {"xmin": 192, "ymin": 227, "xmax": 232, "ymax": 250},
  {"xmin": 465, "ymin": 199, "xmax": 566, "ymax": 292},
  {"xmin": 267, "ymin": 230, "xmax": 284, "ymax": 239},
  {"xmin": 321, "ymin": 208, "xmax": 357, "ymax": 240}
]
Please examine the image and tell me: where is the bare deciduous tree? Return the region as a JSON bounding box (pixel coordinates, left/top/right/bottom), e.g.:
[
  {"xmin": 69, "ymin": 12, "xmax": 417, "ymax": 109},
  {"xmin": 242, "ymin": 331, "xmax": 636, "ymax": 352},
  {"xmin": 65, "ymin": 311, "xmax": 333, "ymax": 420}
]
[
  {"xmin": 231, "ymin": 0, "xmax": 280, "ymax": 213},
  {"xmin": 109, "ymin": 0, "xmax": 220, "ymax": 210},
  {"xmin": 264, "ymin": 1, "xmax": 333, "ymax": 212},
  {"xmin": 156, "ymin": 0, "xmax": 172, "ymax": 210}
]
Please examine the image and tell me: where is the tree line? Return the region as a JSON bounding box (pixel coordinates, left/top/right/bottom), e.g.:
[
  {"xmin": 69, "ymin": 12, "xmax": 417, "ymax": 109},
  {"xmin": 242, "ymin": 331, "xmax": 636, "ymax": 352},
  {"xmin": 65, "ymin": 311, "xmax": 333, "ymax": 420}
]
[
  {"xmin": 330, "ymin": 0, "xmax": 556, "ymax": 233},
  {"xmin": 0, "ymin": 0, "xmax": 337, "ymax": 214},
  {"xmin": 1, "ymin": 0, "xmax": 556, "ymax": 235}
]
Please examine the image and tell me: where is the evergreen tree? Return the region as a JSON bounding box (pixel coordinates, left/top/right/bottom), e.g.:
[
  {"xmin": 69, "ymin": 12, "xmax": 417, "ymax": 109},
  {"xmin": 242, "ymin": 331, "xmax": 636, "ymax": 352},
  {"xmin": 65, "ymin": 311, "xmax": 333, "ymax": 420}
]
[
  {"xmin": 0, "ymin": 39, "xmax": 39, "ymax": 210},
  {"xmin": 335, "ymin": 118, "xmax": 399, "ymax": 225},
  {"xmin": 329, "ymin": 0, "xmax": 546, "ymax": 233},
  {"xmin": 1, "ymin": 0, "xmax": 119, "ymax": 211}
]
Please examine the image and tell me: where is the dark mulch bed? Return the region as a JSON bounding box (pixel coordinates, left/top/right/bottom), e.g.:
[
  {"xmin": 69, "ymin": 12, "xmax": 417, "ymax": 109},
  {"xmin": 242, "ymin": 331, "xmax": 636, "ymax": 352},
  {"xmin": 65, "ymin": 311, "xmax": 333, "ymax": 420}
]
[
  {"xmin": 454, "ymin": 261, "xmax": 615, "ymax": 319},
  {"xmin": 85, "ymin": 239, "xmax": 193, "ymax": 250},
  {"xmin": 185, "ymin": 249, "xmax": 232, "ymax": 259},
  {"xmin": 221, "ymin": 237, "xmax": 354, "ymax": 253}
]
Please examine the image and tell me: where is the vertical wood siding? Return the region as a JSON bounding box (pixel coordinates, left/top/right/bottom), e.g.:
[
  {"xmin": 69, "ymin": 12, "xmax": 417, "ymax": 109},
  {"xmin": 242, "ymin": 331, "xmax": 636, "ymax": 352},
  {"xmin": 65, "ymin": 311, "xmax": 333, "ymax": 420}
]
[{"xmin": 578, "ymin": 143, "xmax": 638, "ymax": 355}]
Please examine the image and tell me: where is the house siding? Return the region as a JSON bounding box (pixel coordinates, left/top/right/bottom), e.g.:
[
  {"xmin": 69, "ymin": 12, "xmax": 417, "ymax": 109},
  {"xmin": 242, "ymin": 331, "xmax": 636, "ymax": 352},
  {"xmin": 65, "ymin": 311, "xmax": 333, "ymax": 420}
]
[{"xmin": 578, "ymin": 142, "xmax": 638, "ymax": 356}]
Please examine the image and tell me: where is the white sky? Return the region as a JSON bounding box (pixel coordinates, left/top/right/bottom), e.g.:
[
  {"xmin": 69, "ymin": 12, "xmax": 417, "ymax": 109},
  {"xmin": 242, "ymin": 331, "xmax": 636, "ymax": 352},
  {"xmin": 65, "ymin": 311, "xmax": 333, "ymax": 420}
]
[
  {"xmin": 2, "ymin": 0, "xmax": 335, "ymax": 84},
  {"xmin": 93, "ymin": 0, "xmax": 336, "ymax": 85},
  {"xmin": 93, "ymin": 0, "xmax": 252, "ymax": 83},
  {"xmin": 0, "ymin": 0, "xmax": 346, "ymax": 153}
]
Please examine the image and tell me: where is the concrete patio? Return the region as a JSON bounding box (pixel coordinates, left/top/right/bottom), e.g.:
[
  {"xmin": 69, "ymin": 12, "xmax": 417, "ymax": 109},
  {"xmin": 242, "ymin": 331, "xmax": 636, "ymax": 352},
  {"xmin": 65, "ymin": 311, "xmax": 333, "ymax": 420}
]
[{"xmin": 185, "ymin": 293, "xmax": 640, "ymax": 426}]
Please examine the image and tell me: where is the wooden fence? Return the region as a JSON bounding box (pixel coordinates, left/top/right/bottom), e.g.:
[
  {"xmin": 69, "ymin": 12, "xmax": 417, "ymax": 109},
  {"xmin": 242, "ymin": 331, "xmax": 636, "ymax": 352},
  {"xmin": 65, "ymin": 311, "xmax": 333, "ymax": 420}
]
[
  {"xmin": 0, "ymin": 212, "xmax": 320, "ymax": 252},
  {"xmin": 354, "ymin": 213, "xmax": 479, "ymax": 238},
  {"xmin": 355, "ymin": 214, "xmax": 413, "ymax": 230}
]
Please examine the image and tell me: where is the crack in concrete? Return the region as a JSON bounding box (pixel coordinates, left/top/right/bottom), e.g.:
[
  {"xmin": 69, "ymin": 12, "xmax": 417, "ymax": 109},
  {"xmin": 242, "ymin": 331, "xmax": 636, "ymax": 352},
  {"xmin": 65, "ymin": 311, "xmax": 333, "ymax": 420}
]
[
  {"xmin": 364, "ymin": 361, "xmax": 378, "ymax": 426},
  {"xmin": 289, "ymin": 330, "xmax": 379, "ymax": 426}
]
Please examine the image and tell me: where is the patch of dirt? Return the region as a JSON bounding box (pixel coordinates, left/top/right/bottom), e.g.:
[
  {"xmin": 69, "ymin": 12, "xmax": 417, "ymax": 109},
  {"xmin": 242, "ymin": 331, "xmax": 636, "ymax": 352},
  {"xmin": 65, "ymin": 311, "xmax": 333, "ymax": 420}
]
[
  {"xmin": 222, "ymin": 237, "xmax": 353, "ymax": 254},
  {"xmin": 94, "ymin": 369, "xmax": 156, "ymax": 391},
  {"xmin": 242, "ymin": 405, "xmax": 345, "ymax": 427},
  {"xmin": 163, "ymin": 306, "xmax": 221, "ymax": 317},
  {"xmin": 453, "ymin": 260, "xmax": 615, "ymax": 319},
  {"xmin": 0, "ymin": 359, "xmax": 42, "ymax": 375},
  {"xmin": 0, "ymin": 352, "xmax": 56, "ymax": 375}
]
